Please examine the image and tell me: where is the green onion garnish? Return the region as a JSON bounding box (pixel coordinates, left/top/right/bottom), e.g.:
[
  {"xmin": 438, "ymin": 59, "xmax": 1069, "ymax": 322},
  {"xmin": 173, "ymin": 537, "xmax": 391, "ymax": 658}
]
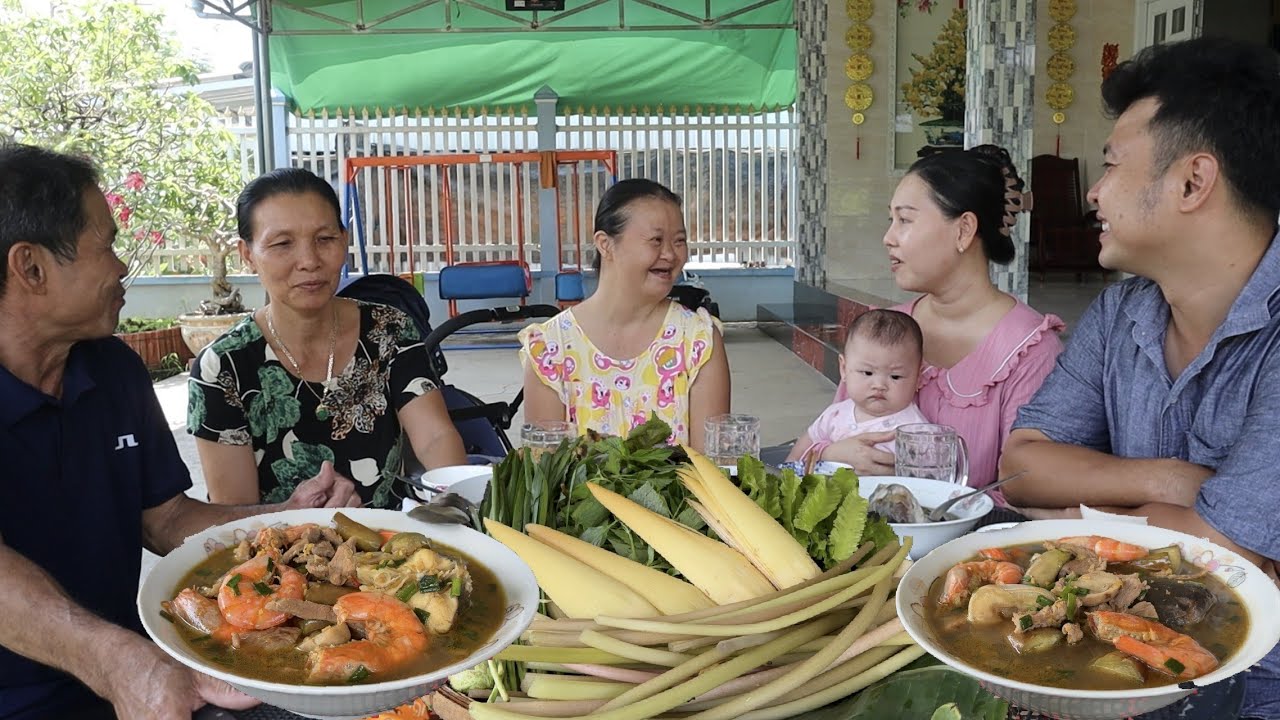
[
  {"xmin": 266, "ymin": 557, "xmax": 275, "ymax": 575},
  {"xmin": 1066, "ymin": 592, "xmax": 1077, "ymax": 620},
  {"xmin": 1019, "ymin": 615, "xmax": 1032, "ymax": 631},
  {"xmin": 349, "ymin": 665, "xmax": 370, "ymax": 683},
  {"xmin": 1035, "ymin": 595, "xmax": 1053, "ymax": 608},
  {"xmin": 227, "ymin": 574, "xmax": 242, "ymax": 596},
  {"xmin": 253, "ymin": 581, "xmax": 274, "ymax": 596},
  {"xmin": 1165, "ymin": 658, "xmax": 1186, "ymax": 675},
  {"xmin": 414, "ymin": 608, "xmax": 431, "ymax": 624},
  {"xmin": 396, "ymin": 583, "xmax": 418, "ymax": 603},
  {"xmin": 450, "ymin": 576, "xmax": 463, "ymax": 597},
  {"xmin": 419, "ymin": 575, "xmax": 442, "ymax": 594}
]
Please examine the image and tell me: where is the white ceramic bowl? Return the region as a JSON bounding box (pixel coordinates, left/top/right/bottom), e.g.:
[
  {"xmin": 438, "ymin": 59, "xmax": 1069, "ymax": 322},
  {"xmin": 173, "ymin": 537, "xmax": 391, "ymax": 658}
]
[
  {"xmin": 859, "ymin": 475, "xmax": 993, "ymax": 559},
  {"xmin": 402, "ymin": 465, "xmax": 493, "ymax": 502},
  {"xmin": 138, "ymin": 509, "xmax": 537, "ymax": 720},
  {"xmin": 897, "ymin": 519, "xmax": 1280, "ymax": 720}
]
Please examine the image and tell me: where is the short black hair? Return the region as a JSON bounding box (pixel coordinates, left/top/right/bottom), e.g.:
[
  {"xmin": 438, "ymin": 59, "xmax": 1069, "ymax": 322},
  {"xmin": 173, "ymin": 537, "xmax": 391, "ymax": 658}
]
[
  {"xmin": 846, "ymin": 309, "xmax": 924, "ymax": 358},
  {"xmin": 907, "ymin": 145, "xmax": 1024, "ymax": 265},
  {"xmin": 1102, "ymin": 36, "xmax": 1280, "ymax": 222},
  {"xmin": 591, "ymin": 178, "xmax": 682, "ymax": 271},
  {"xmin": 236, "ymin": 167, "xmax": 342, "ymax": 242},
  {"xmin": 0, "ymin": 143, "xmax": 100, "ymax": 298}
]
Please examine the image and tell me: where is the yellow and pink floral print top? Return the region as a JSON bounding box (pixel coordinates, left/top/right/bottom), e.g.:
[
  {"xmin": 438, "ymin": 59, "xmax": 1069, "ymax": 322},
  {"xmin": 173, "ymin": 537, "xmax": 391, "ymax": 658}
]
[{"xmin": 518, "ymin": 302, "xmax": 718, "ymax": 444}]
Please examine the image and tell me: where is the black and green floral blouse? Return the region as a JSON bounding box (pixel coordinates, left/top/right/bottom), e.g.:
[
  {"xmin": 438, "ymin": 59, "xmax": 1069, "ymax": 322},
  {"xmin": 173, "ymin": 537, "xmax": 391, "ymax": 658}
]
[{"xmin": 187, "ymin": 301, "xmax": 439, "ymax": 508}]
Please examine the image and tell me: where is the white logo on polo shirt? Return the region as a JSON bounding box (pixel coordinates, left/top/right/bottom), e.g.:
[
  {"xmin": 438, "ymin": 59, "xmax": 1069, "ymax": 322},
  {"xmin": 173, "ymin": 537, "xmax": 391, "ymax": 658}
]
[{"xmin": 114, "ymin": 434, "xmax": 139, "ymax": 450}]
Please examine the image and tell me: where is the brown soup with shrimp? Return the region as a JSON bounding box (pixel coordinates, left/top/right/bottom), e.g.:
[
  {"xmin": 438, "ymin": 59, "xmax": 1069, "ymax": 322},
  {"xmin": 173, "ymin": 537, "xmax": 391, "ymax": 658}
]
[
  {"xmin": 923, "ymin": 537, "xmax": 1248, "ymax": 690},
  {"xmin": 163, "ymin": 514, "xmax": 505, "ymax": 686}
]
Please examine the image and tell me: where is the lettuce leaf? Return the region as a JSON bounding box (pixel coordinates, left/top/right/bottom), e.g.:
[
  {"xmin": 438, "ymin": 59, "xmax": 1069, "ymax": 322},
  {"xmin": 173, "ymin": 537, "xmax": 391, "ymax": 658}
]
[
  {"xmin": 862, "ymin": 514, "xmax": 898, "ymax": 552},
  {"xmin": 793, "ymin": 476, "xmax": 842, "ymax": 532},
  {"xmin": 829, "ymin": 489, "xmax": 869, "ymax": 562}
]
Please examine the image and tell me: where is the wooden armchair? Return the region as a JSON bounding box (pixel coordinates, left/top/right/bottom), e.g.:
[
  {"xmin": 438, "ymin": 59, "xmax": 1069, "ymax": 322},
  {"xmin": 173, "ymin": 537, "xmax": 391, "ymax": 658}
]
[{"xmin": 1028, "ymin": 154, "xmax": 1105, "ymax": 279}]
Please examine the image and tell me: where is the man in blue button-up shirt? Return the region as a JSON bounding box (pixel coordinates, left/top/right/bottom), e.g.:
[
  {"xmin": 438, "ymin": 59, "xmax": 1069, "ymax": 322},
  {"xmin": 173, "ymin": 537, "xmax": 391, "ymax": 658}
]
[
  {"xmin": 1002, "ymin": 37, "xmax": 1280, "ymax": 718},
  {"xmin": 0, "ymin": 144, "xmax": 363, "ymax": 720}
]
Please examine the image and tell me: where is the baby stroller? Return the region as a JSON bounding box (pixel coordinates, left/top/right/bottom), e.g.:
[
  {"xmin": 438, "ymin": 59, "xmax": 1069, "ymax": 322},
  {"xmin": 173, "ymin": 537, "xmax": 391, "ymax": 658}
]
[{"xmin": 336, "ymin": 274, "xmax": 560, "ymax": 462}]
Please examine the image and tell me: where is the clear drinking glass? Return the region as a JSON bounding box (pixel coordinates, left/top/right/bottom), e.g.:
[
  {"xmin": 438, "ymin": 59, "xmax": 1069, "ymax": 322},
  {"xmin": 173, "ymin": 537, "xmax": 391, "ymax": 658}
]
[
  {"xmin": 704, "ymin": 414, "xmax": 761, "ymax": 468},
  {"xmin": 521, "ymin": 420, "xmax": 572, "ymax": 460},
  {"xmin": 894, "ymin": 423, "xmax": 970, "ymax": 486}
]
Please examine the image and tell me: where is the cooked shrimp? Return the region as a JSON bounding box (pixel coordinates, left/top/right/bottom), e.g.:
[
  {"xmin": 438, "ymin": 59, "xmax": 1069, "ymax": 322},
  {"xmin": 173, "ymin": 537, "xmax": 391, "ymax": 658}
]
[
  {"xmin": 1057, "ymin": 536, "xmax": 1147, "ymax": 562},
  {"xmin": 165, "ymin": 588, "xmax": 234, "ymax": 643},
  {"xmin": 307, "ymin": 592, "xmax": 429, "ymax": 684},
  {"xmin": 218, "ymin": 554, "xmax": 307, "ymax": 630},
  {"xmin": 938, "ymin": 560, "xmax": 1023, "ymax": 608},
  {"xmin": 977, "ymin": 547, "xmax": 1029, "ymax": 564},
  {"xmin": 1087, "ymin": 610, "xmax": 1219, "ymax": 680}
]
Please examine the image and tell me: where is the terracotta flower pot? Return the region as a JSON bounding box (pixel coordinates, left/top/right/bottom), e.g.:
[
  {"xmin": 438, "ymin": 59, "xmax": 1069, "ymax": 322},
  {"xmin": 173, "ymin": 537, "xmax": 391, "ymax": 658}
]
[
  {"xmin": 177, "ymin": 311, "xmax": 252, "ymax": 356},
  {"xmin": 115, "ymin": 325, "xmax": 194, "ymax": 370}
]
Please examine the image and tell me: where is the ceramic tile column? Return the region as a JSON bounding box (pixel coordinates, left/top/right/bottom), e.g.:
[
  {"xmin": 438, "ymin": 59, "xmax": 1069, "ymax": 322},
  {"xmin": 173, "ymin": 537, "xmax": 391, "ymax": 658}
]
[
  {"xmin": 965, "ymin": 0, "xmax": 1036, "ymax": 301},
  {"xmin": 795, "ymin": 0, "xmax": 829, "ymax": 287}
]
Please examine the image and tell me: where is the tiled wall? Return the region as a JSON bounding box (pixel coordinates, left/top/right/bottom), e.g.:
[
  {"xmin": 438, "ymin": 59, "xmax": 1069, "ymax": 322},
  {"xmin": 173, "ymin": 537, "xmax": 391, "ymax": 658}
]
[
  {"xmin": 795, "ymin": 0, "xmax": 829, "ymax": 287},
  {"xmin": 966, "ymin": 0, "xmax": 1037, "ymax": 301}
]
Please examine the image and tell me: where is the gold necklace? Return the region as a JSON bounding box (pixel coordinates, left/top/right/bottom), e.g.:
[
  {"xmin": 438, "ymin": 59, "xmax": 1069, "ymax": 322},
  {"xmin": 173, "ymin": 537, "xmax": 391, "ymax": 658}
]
[{"xmin": 267, "ymin": 303, "xmax": 338, "ymax": 420}]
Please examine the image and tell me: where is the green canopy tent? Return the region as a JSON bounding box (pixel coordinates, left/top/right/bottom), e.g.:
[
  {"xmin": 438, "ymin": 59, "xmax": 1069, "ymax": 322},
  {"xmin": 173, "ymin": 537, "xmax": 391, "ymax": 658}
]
[{"xmin": 192, "ymin": 0, "xmax": 796, "ymax": 167}]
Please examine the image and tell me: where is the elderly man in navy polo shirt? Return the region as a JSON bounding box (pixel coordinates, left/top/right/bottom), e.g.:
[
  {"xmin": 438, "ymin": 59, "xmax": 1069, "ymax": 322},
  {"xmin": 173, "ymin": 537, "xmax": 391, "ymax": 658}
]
[
  {"xmin": 1001, "ymin": 38, "xmax": 1280, "ymax": 719},
  {"xmin": 0, "ymin": 144, "xmax": 362, "ymax": 719}
]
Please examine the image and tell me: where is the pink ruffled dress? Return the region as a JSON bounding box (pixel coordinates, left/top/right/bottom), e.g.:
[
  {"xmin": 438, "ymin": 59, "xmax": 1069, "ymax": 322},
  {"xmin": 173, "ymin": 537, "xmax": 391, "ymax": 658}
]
[{"xmin": 836, "ymin": 296, "xmax": 1065, "ymax": 493}]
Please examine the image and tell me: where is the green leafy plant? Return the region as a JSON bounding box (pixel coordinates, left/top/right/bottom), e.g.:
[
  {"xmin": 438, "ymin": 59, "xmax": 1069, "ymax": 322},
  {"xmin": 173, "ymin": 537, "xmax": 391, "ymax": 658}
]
[
  {"xmin": 901, "ymin": 7, "xmax": 967, "ymax": 123},
  {"xmin": 0, "ymin": 1, "xmax": 245, "ymax": 314},
  {"xmin": 115, "ymin": 317, "xmax": 177, "ymax": 334},
  {"xmin": 148, "ymin": 352, "xmax": 187, "ymax": 382}
]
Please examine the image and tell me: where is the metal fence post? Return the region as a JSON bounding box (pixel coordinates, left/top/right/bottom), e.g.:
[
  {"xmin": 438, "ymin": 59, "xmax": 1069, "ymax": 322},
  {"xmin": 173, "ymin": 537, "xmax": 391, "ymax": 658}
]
[{"xmin": 534, "ymin": 85, "xmax": 560, "ymax": 302}]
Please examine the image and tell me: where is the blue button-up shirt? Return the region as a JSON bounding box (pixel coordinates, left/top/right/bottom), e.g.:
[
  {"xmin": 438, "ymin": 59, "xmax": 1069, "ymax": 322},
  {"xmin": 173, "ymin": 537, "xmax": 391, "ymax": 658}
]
[{"xmin": 1014, "ymin": 231, "xmax": 1280, "ymax": 718}]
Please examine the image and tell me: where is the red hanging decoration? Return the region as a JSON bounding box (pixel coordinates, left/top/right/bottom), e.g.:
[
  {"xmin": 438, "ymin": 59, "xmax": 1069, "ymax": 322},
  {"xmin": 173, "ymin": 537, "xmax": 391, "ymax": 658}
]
[{"xmin": 1101, "ymin": 43, "xmax": 1120, "ymax": 80}]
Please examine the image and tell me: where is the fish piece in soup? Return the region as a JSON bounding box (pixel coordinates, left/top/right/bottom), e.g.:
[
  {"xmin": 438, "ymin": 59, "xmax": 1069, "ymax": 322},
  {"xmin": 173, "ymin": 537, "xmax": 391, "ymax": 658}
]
[
  {"xmin": 1145, "ymin": 577, "xmax": 1217, "ymax": 629},
  {"xmin": 1087, "ymin": 610, "xmax": 1219, "ymax": 680},
  {"xmin": 868, "ymin": 483, "xmax": 927, "ymax": 524}
]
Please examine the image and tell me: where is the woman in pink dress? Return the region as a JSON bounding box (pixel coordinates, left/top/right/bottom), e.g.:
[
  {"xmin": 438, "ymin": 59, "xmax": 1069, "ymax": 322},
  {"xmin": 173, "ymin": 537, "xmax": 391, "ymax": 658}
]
[{"xmin": 819, "ymin": 146, "xmax": 1065, "ymax": 491}]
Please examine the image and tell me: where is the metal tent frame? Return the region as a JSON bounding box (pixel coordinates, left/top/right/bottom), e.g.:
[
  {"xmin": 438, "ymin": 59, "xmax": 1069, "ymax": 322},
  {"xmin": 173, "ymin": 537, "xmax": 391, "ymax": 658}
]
[{"xmin": 190, "ymin": 0, "xmax": 794, "ymax": 171}]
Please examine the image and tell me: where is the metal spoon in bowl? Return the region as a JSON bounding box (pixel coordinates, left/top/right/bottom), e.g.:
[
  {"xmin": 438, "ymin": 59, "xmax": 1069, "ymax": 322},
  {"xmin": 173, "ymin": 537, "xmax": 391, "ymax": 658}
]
[{"xmin": 927, "ymin": 471, "xmax": 1028, "ymax": 522}]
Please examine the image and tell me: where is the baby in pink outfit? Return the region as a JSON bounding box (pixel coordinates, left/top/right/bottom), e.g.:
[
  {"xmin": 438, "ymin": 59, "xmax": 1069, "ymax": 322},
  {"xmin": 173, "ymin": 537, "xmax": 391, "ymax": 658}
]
[{"xmin": 787, "ymin": 309, "xmax": 928, "ymax": 463}]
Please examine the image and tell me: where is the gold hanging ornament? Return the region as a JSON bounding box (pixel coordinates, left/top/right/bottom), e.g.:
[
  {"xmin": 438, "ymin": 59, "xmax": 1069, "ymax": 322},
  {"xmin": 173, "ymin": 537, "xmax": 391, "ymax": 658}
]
[
  {"xmin": 845, "ymin": 83, "xmax": 874, "ymax": 111},
  {"xmin": 1053, "ymin": 111, "xmax": 1067, "ymax": 125},
  {"xmin": 1049, "ymin": 0, "xmax": 1077, "ymax": 22},
  {"xmin": 846, "ymin": 0, "xmax": 873, "ymax": 22},
  {"xmin": 1046, "ymin": 53, "xmax": 1075, "ymax": 82},
  {"xmin": 1046, "ymin": 83, "xmax": 1075, "ymax": 110},
  {"xmin": 1048, "ymin": 23, "xmax": 1077, "ymax": 52},
  {"xmin": 845, "ymin": 24, "xmax": 873, "ymax": 51},
  {"xmin": 844, "ymin": 1, "xmax": 873, "ymax": 158},
  {"xmin": 845, "ymin": 53, "xmax": 874, "ymax": 81}
]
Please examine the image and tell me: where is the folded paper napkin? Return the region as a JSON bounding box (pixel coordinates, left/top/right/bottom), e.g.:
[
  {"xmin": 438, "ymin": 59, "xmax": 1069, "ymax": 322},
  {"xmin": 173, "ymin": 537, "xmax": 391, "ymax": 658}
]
[{"xmin": 1079, "ymin": 504, "xmax": 1147, "ymax": 525}]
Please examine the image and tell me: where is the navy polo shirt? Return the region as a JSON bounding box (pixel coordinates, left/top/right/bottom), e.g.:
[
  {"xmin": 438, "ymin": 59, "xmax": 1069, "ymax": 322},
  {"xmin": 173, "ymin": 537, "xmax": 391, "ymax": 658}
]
[{"xmin": 0, "ymin": 337, "xmax": 191, "ymax": 719}]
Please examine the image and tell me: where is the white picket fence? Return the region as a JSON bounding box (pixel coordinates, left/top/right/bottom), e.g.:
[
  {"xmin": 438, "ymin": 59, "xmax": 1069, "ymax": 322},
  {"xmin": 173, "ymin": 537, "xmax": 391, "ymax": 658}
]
[{"xmin": 154, "ymin": 104, "xmax": 794, "ymax": 275}]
